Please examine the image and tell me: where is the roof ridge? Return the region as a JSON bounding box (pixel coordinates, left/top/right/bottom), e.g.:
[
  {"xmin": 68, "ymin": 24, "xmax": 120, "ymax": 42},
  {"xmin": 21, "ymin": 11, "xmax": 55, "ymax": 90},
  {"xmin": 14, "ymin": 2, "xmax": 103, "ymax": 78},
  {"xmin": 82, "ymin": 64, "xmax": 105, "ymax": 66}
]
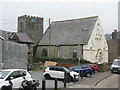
[{"xmin": 52, "ymin": 16, "xmax": 98, "ymax": 23}]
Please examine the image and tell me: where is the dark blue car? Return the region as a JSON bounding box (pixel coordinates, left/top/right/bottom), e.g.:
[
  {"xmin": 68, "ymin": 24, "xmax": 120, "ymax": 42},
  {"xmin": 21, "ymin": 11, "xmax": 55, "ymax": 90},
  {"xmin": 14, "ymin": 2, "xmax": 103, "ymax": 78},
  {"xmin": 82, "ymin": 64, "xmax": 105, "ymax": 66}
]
[{"xmin": 69, "ymin": 65, "xmax": 92, "ymax": 77}]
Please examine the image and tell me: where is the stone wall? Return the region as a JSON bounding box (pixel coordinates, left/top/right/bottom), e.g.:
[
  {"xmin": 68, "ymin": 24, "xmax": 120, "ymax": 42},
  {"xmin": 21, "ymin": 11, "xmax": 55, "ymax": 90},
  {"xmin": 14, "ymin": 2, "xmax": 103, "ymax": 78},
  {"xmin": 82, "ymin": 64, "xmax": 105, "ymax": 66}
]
[
  {"xmin": 36, "ymin": 45, "xmax": 82, "ymax": 59},
  {"xmin": 2, "ymin": 41, "xmax": 28, "ymax": 69},
  {"xmin": 18, "ymin": 15, "xmax": 43, "ymax": 44},
  {"xmin": 108, "ymin": 39, "xmax": 119, "ymax": 63},
  {"xmin": 0, "ymin": 39, "xmax": 3, "ymax": 69}
]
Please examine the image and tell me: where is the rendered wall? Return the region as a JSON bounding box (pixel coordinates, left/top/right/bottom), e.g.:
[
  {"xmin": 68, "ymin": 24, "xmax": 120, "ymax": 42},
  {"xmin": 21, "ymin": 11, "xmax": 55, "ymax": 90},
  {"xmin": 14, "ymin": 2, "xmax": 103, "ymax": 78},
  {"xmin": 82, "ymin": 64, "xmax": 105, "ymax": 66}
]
[{"xmin": 3, "ymin": 41, "xmax": 28, "ymax": 69}]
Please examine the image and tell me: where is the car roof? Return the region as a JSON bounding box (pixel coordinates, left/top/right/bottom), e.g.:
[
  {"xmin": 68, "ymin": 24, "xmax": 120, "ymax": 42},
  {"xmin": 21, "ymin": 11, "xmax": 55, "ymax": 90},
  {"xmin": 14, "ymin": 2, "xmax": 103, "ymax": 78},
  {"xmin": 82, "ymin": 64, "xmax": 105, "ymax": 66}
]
[
  {"xmin": 0, "ymin": 69, "xmax": 27, "ymax": 72},
  {"xmin": 114, "ymin": 59, "xmax": 120, "ymax": 61}
]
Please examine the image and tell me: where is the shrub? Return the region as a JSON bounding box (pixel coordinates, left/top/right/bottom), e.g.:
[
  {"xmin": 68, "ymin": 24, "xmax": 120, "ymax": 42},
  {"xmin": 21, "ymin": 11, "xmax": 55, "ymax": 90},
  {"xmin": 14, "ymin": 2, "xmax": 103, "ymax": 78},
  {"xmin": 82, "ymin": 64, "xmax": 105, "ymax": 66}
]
[{"xmin": 33, "ymin": 57, "xmax": 91, "ymax": 64}]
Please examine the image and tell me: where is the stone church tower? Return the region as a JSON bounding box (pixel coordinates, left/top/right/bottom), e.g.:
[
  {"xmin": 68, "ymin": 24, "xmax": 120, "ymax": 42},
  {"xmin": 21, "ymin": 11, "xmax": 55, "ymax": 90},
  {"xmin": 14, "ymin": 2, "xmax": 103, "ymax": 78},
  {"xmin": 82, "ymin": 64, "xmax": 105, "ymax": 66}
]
[{"xmin": 18, "ymin": 15, "xmax": 43, "ymax": 44}]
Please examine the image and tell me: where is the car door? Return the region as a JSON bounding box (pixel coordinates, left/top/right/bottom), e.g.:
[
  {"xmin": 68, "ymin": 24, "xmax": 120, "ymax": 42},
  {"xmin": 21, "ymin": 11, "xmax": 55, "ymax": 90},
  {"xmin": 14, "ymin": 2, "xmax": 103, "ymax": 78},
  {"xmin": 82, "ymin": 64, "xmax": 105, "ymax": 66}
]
[
  {"xmin": 49, "ymin": 67, "xmax": 64, "ymax": 79},
  {"xmin": 56, "ymin": 67, "xmax": 64, "ymax": 79},
  {"xmin": 8, "ymin": 71, "xmax": 24, "ymax": 88}
]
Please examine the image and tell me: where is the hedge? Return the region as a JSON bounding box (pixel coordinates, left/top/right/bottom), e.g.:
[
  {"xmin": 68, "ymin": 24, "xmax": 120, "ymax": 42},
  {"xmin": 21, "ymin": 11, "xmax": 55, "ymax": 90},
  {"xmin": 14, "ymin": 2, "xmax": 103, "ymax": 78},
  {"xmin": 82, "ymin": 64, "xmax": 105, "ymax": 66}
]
[{"xmin": 33, "ymin": 57, "xmax": 92, "ymax": 64}]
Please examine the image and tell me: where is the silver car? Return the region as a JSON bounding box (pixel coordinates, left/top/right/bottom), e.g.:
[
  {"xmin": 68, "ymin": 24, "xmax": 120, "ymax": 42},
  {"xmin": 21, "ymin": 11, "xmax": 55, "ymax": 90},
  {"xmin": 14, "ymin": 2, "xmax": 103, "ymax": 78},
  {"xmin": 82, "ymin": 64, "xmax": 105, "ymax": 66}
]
[{"xmin": 111, "ymin": 59, "xmax": 120, "ymax": 73}]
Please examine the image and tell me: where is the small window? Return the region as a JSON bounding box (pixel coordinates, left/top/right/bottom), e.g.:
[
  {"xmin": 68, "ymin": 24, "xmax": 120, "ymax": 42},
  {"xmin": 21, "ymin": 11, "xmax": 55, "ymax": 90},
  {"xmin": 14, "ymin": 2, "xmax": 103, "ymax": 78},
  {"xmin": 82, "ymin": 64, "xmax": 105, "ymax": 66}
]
[
  {"xmin": 20, "ymin": 23, "xmax": 22, "ymax": 28},
  {"xmin": 42, "ymin": 49, "xmax": 48, "ymax": 57},
  {"xmin": 9, "ymin": 71, "xmax": 20, "ymax": 79},
  {"xmin": 19, "ymin": 71, "xmax": 26, "ymax": 76},
  {"xmin": 57, "ymin": 67, "xmax": 63, "ymax": 72},
  {"xmin": 73, "ymin": 49, "xmax": 77, "ymax": 58},
  {"xmin": 32, "ymin": 23, "xmax": 35, "ymax": 29},
  {"xmin": 49, "ymin": 67, "xmax": 53, "ymax": 70},
  {"xmin": 50, "ymin": 67, "xmax": 63, "ymax": 72},
  {"xmin": 49, "ymin": 67, "xmax": 56, "ymax": 71},
  {"xmin": 58, "ymin": 49, "xmax": 62, "ymax": 58}
]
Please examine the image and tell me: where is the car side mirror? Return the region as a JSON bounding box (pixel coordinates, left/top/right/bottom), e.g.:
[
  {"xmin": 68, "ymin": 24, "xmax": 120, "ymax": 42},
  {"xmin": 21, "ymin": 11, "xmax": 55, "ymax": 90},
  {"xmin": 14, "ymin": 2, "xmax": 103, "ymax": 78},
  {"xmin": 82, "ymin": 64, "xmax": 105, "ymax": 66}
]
[
  {"xmin": 6, "ymin": 76, "xmax": 14, "ymax": 81},
  {"xmin": 10, "ymin": 76, "xmax": 14, "ymax": 80}
]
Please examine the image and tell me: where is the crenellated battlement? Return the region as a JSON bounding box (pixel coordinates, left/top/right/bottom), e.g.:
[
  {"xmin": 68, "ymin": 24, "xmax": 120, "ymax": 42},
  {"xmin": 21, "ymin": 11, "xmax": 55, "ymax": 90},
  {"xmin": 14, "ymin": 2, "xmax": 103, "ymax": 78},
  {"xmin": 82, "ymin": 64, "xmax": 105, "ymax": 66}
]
[{"xmin": 18, "ymin": 15, "xmax": 43, "ymax": 21}]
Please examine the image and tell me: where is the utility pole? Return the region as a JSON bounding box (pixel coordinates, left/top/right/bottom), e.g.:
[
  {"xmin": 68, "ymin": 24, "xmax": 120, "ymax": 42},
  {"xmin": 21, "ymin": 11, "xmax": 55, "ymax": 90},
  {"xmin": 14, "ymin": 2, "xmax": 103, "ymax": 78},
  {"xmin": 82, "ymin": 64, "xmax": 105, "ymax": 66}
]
[
  {"xmin": 78, "ymin": 44, "xmax": 80, "ymax": 65},
  {"xmin": 48, "ymin": 18, "xmax": 51, "ymax": 61},
  {"xmin": 77, "ymin": 30, "xmax": 80, "ymax": 65}
]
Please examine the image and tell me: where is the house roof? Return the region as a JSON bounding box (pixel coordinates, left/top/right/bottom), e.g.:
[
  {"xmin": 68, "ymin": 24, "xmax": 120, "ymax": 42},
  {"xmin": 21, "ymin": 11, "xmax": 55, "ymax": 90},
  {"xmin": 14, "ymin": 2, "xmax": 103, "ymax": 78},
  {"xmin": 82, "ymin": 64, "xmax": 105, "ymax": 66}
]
[
  {"xmin": 0, "ymin": 30, "xmax": 33, "ymax": 44},
  {"xmin": 12, "ymin": 33, "xmax": 34, "ymax": 44},
  {"xmin": 39, "ymin": 16, "xmax": 98, "ymax": 46}
]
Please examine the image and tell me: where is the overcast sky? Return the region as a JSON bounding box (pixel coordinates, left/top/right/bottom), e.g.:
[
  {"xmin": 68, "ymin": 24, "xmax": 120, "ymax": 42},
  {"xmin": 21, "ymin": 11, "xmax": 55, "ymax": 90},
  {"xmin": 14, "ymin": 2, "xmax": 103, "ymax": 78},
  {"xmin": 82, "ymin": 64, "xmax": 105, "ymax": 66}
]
[{"xmin": 0, "ymin": 0, "xmax": 119, "ymax": 34}]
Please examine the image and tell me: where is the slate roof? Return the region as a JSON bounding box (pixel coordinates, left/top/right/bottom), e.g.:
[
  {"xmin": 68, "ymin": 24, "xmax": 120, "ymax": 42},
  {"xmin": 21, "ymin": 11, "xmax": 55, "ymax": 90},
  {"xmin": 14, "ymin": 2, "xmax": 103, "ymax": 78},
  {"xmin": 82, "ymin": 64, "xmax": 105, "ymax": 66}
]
[
  {"xmin": 0, "ymin": 30, "xmax": 33, "ymax": 44},
  {"xmin": 12, "ymin": 33, "xmax": 34, "ymax": 44},
  {"xmin": 39, "ymin": 16, "xmax": 98, "ymax": 46}
]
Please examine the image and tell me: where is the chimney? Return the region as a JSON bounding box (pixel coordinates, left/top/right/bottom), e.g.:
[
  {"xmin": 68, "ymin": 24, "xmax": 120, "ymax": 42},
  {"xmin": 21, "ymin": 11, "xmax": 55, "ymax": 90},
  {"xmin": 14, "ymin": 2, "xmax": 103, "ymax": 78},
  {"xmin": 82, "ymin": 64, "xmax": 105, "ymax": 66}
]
[{"xmin": 112, "ymin": 30, "xmax": 118, "ymax": 39}]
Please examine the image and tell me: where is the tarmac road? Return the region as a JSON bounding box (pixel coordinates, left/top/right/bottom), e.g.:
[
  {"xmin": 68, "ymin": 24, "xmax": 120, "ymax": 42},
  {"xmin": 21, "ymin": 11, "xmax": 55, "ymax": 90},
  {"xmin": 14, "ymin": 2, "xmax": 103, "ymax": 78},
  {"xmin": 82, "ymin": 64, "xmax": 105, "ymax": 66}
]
[
  {"xmin": 29, "ymin": 71, "xmax": 114, "ymax": 89},
  {"xmin": 29, "ymin": 71, "xmax": 65, "ymax": 88},
  {"xmin": 95, "ymin": 73, "xmax": 119, "ymax": 88}
]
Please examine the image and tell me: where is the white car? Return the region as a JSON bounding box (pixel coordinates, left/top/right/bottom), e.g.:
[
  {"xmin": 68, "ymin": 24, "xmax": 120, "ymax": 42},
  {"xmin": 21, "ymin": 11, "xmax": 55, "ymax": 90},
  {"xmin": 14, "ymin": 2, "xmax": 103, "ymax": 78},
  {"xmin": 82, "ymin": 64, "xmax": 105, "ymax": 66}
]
[
  {"xmin": 43, "ymin": 66, "xmax": 79, "ymax": 81},
  {"xmin": 111, "ymin": 59, "xmax": 120, "ymax": 73},
  {"xmin": 0, "ymin": 69, "xmax": 33, "ymax": 88}
]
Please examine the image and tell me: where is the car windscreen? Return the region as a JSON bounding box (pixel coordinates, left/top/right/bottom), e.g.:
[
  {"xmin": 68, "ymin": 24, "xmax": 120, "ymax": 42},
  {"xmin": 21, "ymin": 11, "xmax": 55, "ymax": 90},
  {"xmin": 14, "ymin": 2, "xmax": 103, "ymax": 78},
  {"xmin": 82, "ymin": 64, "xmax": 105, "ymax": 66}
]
[
  {"xmin": 69, "ymin": 65, "xmax": 82, "ymax": 70},
  {"xmin": 0, "ymin": 71, "xmax": 10, "ymax": 79},
  {"xmin": 113, "ymin": 61, "xmax": 120, "ymax": 65},
  {"xmin": 63, "ymin": 67, "xmax": 70, "ymax": 73}
]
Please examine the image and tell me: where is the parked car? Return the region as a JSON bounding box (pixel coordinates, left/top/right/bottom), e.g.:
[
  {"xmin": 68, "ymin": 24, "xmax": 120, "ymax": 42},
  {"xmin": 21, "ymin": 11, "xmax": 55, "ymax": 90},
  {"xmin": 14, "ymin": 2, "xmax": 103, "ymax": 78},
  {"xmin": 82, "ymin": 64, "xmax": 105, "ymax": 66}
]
[
  {"xmin": 111, "ymin": 59, "xmax": 120, "ymax": 73},
  {"xmin": 69, "ymin": 65, "xmax": 92, "ymax": 77},
  {"xmin": 81, "ymin": 65, "xmax": 93, "ymax": 75},
  {"xmin": 87, "ymin": 64, "xmax": 99, "ymax": 73},
  {"xmin": 43, "ymin": 66, "xmax": 79, "ymax": 82},
  {"xmin": 0, "ymin": 69, "xmax": 33, "ymax": 89}
]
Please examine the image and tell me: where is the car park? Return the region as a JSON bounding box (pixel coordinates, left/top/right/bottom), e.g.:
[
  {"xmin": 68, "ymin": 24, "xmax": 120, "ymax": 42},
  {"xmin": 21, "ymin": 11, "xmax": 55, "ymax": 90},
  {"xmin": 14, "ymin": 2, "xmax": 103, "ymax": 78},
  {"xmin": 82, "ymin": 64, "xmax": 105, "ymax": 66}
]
[
  {"xmin": 69, "ymin": 65, "xmax": 92, "ymax": 78},
  {"xmin": 111, "ymin": 59, "xmax": 120, "ymax": 73},
  {"xmin": 43, "ymin": 66, "xmax": 79, "ymax": 81},
  {"xmin": 0, "ymin": 69, "xmax": 33, "ymax": 89}
]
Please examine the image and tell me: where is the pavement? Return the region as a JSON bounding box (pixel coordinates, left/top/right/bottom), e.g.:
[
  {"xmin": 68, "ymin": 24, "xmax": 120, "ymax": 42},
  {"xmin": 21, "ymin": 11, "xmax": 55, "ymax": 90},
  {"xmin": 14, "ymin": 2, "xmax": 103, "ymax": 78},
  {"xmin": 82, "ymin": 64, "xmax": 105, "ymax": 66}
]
[
  {"xmin": 68, "ymin": 71, "xmax": 112, "ymax": 88},
  {"xmin": 95, "ymin": 74, "xmax": 119, "ymax": 88}
]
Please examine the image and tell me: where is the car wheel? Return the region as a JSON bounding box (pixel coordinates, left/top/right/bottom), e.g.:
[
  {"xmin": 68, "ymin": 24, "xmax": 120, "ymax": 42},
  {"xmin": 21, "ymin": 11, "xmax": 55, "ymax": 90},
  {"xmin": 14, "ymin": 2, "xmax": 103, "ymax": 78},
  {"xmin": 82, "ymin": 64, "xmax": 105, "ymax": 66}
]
[
  {"xmin": 33, "ymin": 86, "xmax": 37, "ymax": 90},
  {"xmin": 86, "ymin": 73, "xmax": 91, "ymax": 78},
  {"xmin": 90, "ymin": 71, "xmax": 93, "ymax": 75},
  {"xmin": 44, "ymin": 74, "xmax": 51, "ymax": 79},
  {"xmin": 111, "ymin": 70, "xmax": 114, "ymax": 73},
  {"xmin": 94, "ymin": 70, "xmax": 98, "ymax": 73},
  {"xmin": 70, "ymin": 76, "xmax": 73, "ymax": 81},
  {"xmin": 66, "ymin": 76, "xmax": 73, "ymax": 83},
  {"xmin": 1, "ymin": 86, "xmax": 7, "ymax": 90}
]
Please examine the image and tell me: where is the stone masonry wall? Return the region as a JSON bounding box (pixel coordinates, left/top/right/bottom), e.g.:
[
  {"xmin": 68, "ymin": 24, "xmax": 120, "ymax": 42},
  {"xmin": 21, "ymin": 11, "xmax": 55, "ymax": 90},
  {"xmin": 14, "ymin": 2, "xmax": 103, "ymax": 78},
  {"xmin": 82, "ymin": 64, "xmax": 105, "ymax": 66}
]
[
  {"xmin": 3, "ymin": 41, "xmax": 28, "ymax": 69},
  {"xmin": 0, "ymin": 39, "xmax": 3, "ymax": 69}
]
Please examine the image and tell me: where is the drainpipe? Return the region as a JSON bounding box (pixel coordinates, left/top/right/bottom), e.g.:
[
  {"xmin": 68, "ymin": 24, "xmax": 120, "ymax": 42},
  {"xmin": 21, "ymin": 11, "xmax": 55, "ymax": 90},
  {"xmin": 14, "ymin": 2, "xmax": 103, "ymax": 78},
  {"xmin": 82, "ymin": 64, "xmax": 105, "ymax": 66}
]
[{"xmin": 80, "ymin": 44, "xmax": 84, "ymax": 59}]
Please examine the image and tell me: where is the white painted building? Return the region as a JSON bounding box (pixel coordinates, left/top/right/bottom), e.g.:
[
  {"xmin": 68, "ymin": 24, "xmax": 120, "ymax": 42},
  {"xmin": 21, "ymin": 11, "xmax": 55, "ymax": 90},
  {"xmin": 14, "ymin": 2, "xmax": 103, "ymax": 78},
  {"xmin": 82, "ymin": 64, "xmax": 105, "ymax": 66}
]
[
  {"xmin": 83, "ymin": 18, "xmax": 108, "ymax": 63},
  {"xmin": 37, "ymin": 16, "xmax": 108, "ymax": 63}
]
